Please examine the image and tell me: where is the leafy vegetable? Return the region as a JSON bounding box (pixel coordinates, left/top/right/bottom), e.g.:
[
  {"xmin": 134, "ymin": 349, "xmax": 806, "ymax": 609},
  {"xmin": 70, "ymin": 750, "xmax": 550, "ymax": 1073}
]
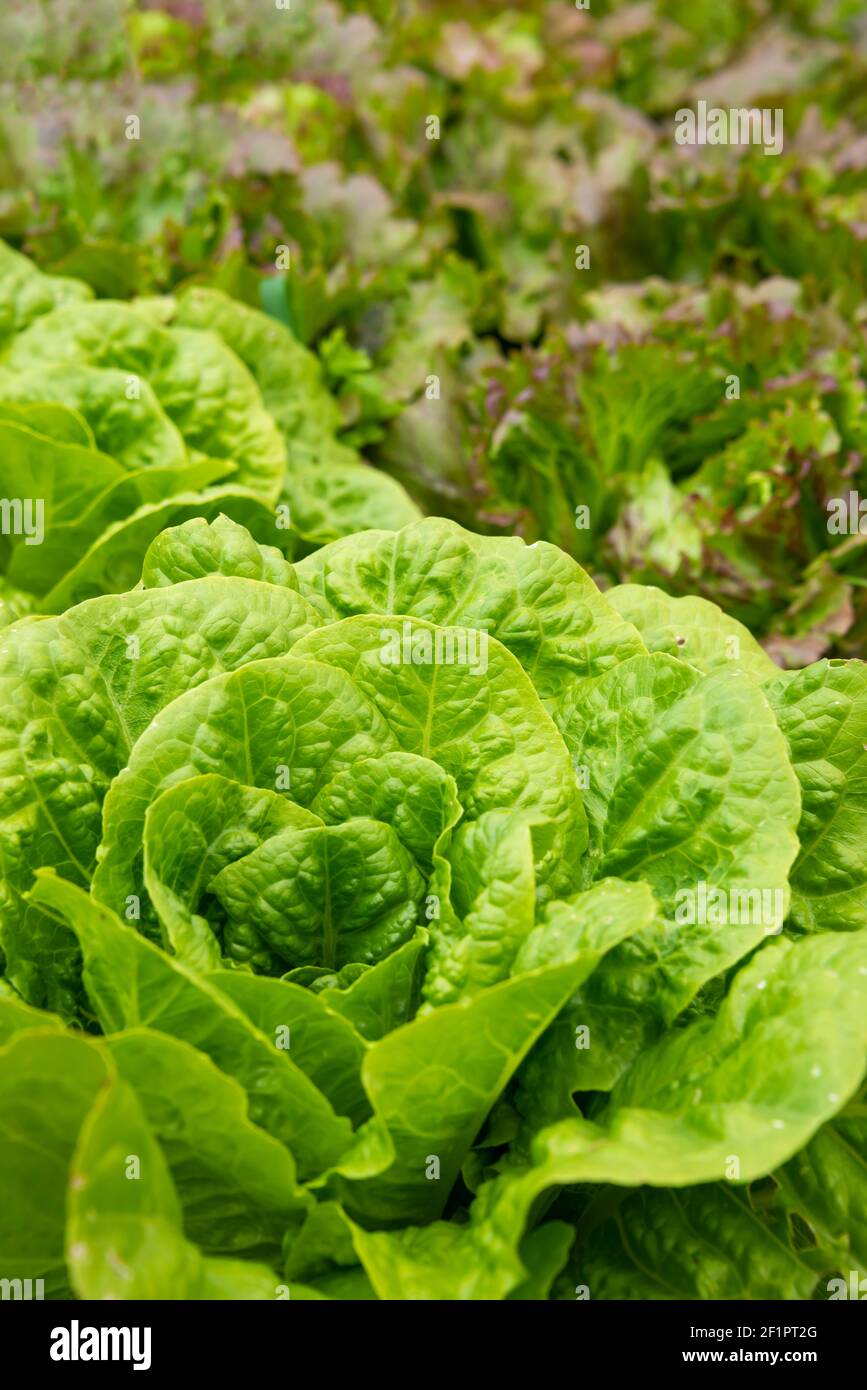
[
  {"xmin": 6, "ymin": 1, "xmax": 867, "ymax": 659},
  {"xmin": 0, "ymin": 242, "xmax": 420, "ymax": 610},
  {"xmin": 3, "ymin": 0, "xmax": 867, "ymax": 1301},
  {"xmin": 1, "ymin": 513, "xmax": 865, "ymax": 1300}
]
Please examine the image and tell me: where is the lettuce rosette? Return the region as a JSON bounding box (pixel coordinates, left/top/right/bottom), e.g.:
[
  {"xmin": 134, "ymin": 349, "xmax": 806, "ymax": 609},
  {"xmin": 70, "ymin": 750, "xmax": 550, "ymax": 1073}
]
[
  {"xmin": 0, "ymin": 241, "xmax": 418, "ymax": 624},
  {"xmin": 0, "ymin": 516, "xmax": 865, "ymax": 1299}
]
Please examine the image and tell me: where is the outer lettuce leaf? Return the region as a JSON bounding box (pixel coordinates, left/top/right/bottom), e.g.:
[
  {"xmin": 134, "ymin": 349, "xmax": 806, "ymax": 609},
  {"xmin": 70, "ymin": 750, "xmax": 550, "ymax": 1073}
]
[
  {"xmin": 603, "ymin": 581, "xmax": 867, "ymax": 936},
  {"xmin": 543, "ymin": 649, "xmax": 801, "ymax": 1091},
  {"xmin": 0, "ymin": 363, "xmax": 187, "ymax": 472},
  {"xmin": 776, "ymin": 1100, "xmax": 867, "ymax": 1286},
  {"xmin": 0, "ymin": 575, "xmax": 35, "ymax": 629},
  {"xmin": 103, "ymin": 1029, "xmax": 311, "ymax": 1259},
  {"xmin": 550, "ymin": 930, "xmax": 867, "ymax": 1187},
  {"xmin": 67, "ymin": 1072, "xmax": 280, "ymax": 1300},
  {"xmin": 765, "ymin": 660, "xmax": 867, "ymax": 931},
  {"xmin": 31, "ymin": 872, "xmax": 357, "ymax": 1180},
  {"xmin": 0, "ymin": 240, "xmax": 91, "ymax": 347},
  {"xmin": 337, "ymin": 879, "xmax": 655, "ymax": 1225},
  {"xmin": 607, "ymin": 583, "xmax": 780, "ymax": 684},
  {"xmin": 0, "ymin": 1029, "xmax": 108, "ymax": 1297},
  {"xmin": 507, "ymin": 1223, "xmax": 575, "ymax": 1301},
  {"xmin": 346, "ymin": 930, "xmax": 867, "ymax": 1298},
  {"xmin": 0, "ymin": 990, "xmax": 63, "ymax": 1044},
  {"xmin": 572, "ymin": 1183, "xmax": 830, "ymax": 1300},
  {"xmin": 169, "ymin": 285, "xmax": 344, "ymax": 457},
  {"xmin": 3, "ymin": 438, "xmax": 227, "ymax": 601},
  {"xmin": 40, "ymin": 487, "xmax": 280, "ymax": 612},
  {"xmin": 205, "ymin": 972, "xmax": 370, "ymax": 1126},
  {"xmin": 161, "ymin": 293, "xmax": 423, "ymax": 541},
  {"xmin": 295, "ymin": 517, "xmax": 646, "ymax": 718},
  {"xmin": 6, "ymin": 300, "xmax": 286, "ymax": 499},
  {"xmin": 285, "ymin": 462, "xmax": 421, "ymax": 549},
  {"xmin": 0, "ymin": 418, "xmax": 125, "ymax": 592},
  {"xmin": 0, "ymin": 1005, "xmax": 312, "ymax": 1268},
  {"xmin": 141, "ymin": 513, "xmax": 297, "ymax": 589},
  {"xmin": 0, "ymin": 399, "xmax": 94, "ymax": 447}
]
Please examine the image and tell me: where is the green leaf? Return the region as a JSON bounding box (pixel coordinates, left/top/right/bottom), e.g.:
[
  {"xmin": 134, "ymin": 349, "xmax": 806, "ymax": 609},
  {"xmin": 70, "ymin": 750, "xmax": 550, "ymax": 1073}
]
[
  {"xmin": 776, "ymin": 1097, "xmax": 867, "ymax": 1282},
  {"xmin": 556, "ymin": 650, "xmax": 800, "ymax": 1086},
  {"xmin": 91, "ymin": 654, "xmax": 395, "ymax": 934},
  {"xmin": 14, "ymin": 453, "xmax": 229, "ymax": 602},
  {"xmin": 296, "ymin": 517, "xmax": 646, "ymax": 720},
  {"xmin": 316, "ymin": 932, "xmax": 427, "ymax": 1041},
  {"xmin": 352, "ymin": 931, "xmax": 867, "ymax": 1300},
  {"xmin": 514, "ymin": 880, "xmax": 661, "ymax": 1128},
  {"xmin": 523, "ymin": 928, "xmax": 867, "ymax": 1189},
  {"xmin": 205, "ymin": 972, "xmax": 370, "ymax": 1125},
  {"xmin": 284, "ymin": 462, "xmax": 421, "ymax": 546},
  {"xmin": 607, "ymin": 583, "xmax": 780, "ymax": 683},
  {"xmin": 507, "ymin": 1223, "xmax": 574, "ymax": 1300},
  {"xmin": 172, "ymin": 285, "xmax": 342, "ymax": 449},
  {"xmin": 574, "ymin": 1183, "xmax": 830, "ymax": 1300},
  {"xmin": 0, "ymin": 418, "xmax": 124, "ymax": 593},
  {"xmin": 144, "ymin": 774, "xmax": 319, "ymax": 971},
  {"xmin": 0, "ymin": 363, "xmax": 187, "ymax": 471},
  {"xmin": 0, "ymin": 240, "xmax": 91, "ymax": 348},
  {"xmin": 211, "ymin": 818, "xmax": 425, "ymax": 971},
  {"xmin": 339, "ymin": 880, "xmax": 652, "ymax": 1224},
  {"xmin": 0, "ymin": 399, "xmax": 94, "ymax": 448},
  {"xmin": 423, "ymin": 809, "xmax": 539, "ymax": 1004},
  {"xmin": 141, "ymin": 513, "xmax": 297, "ymax": 589},
  {"xmin": 765, "ymin": 660, "xmax": 867, "ymax": 931},
  {"xmin": 0, "ymin": 576, "xmax": 318, "ymax": 1011},
  {"xmin": 103, "ymin": 1029, "xmax": 311, "ymax": 1258},
  {"xmin": 0, "ymin": 992, "xmax": 63, "ymax": 1045},
  {"xmin": 294, "ymin": 614, "xmax": 587, "ymax": 902},
  {"xmin": 7, "ymin": 300, "xmax": 286, "ymax": 498},
  {"xmin": 67, "ymin": 1072, "xmax": 281, "ymax": 1300},
  {"xmin": 311, "ymin": 751, "xmax": 461, "ymax": 873},
  {"xmin": 282, "ymin": 1200, "xmax": 375, "ymax": 1299},
  {"xmin": 31, "ymin": 873, "xmax": 356, "ymax": 1180},
  {"xmin": 0, "ymin": 1029, "xmax": 109, "ymax": 1295},
  {"xmin": 349, "ymin": 1210, "xmax": 527, "ymax": 1301},
  {"xmin": 39, "ymin": 485, "xmax": 280, "ymax": 613}
]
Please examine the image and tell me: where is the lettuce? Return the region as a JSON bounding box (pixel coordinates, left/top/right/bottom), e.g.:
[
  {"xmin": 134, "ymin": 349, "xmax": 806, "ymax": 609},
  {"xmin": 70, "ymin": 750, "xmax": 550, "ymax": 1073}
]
[
  {"xmin": 0, "ymin": 242, "xmax": 420, "ymax": 612},
  {"xmin": 1, "ymin": 514, "xmax": 865, "ymax": 1300}
]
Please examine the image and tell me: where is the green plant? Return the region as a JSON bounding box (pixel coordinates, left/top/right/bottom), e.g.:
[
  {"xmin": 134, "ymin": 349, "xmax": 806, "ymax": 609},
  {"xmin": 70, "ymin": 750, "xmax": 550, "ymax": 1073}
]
[
  {"xmin": 0, "ymin": 240, "xmax": 419, "ymax": 621},
  {"xmin": 6, "ymin": 1, "xmax": 867, "ymax": 661},
  {"xmin": 1, "ymin": 514, "xmax": 865, "ymax": 1298}
]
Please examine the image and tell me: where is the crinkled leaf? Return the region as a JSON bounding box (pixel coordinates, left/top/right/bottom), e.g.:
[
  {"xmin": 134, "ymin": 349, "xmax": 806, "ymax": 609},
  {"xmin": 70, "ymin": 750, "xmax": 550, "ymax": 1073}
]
[{"xmin": 31, "ymin": 873, "xmax": 355, "ymax": 1180}]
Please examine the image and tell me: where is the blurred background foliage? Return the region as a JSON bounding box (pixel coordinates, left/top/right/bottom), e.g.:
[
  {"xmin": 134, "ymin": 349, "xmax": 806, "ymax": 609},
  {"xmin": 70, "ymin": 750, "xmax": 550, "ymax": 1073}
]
[{"xmin": 3, "ymin": 0, "xmax": 867, "ymax": 661}]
